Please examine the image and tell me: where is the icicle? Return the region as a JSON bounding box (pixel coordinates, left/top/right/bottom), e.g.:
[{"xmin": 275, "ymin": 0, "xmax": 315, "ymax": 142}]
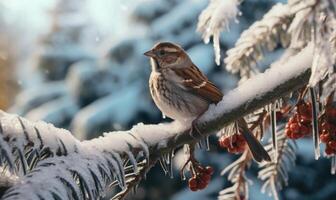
[
  {"xmin": 132, "ymin": 183, "xmax": 138, "ymax": 195},
  {"xmin": 205, "ymin": 136, "xmax": 210, "ymax": 151},
  {"xmin": 168, "ymin": 151, "xmax": 174, "ymax": 179},
  {"xmin": 310, "ymin": 87, "xmax": 320, "ymax": 160},
  {"xmin": 181, "ymin": 169, "xmax": 186, "ymax": 180},
  {"xmin": 138, "ymin": 141, "xmax": 149, "ymax": 164},
  {"xmin": 159, "ymin": 157, "xmax": 168, "ymax": 175},
  {"xmin": 331, "ymin": 156, "xmax": 336, "ymax": 175},
  {"xmin": 197, "ymin": 140, "xmax": 203, "ymax": 149},
  {"xmin": 162, "ymin": 114, "xmax": 166, "ymax": 119},
  {"xmin": 169, "ymin": 161, "xmax": 173, "ymax": 179},
  {"xmin": 166, "ymin": 153, "xmax": 171, "ymax": 165},
  {"xmin": 126, "ymin": 151, "xmax": 138, "ymax": 174},
  {"xmin": 270, "ymin": 106, "xmax": 278, "ymax": 162},
  {"xmin": 270, "ymin": 177, "xmax": 280, "ymax": 200}
]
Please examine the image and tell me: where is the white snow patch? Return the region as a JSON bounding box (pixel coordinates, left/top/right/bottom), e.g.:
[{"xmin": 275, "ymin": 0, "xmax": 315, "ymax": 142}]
[
  {"xmin": 201, "ymin": 44, "xmax": 313, "ymax": 122},
  {"xmin": 197, "ymin": 0, "xmax": 240, "ymax": 65}
]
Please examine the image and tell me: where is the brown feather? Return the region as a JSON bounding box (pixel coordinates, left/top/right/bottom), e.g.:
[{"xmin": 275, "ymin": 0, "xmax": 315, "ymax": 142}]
[
  {"xmin": 237, "ymin": 118, "xmax": 271, "ymax": 162},
  {"xmin": 171, "ymin": 65, "xmax": 223, "ymax": 103}
]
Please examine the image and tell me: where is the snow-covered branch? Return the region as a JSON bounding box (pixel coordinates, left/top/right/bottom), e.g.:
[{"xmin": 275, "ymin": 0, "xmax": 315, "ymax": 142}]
[
  {"xmin": 0, "ymin": 44, "xmax": 313, "ymax": 199},
  {"xmin": 224, "ymin": 3, "xmax": 292, "ymax": 79},
  {"xmin": 197, "ymin": 0, "xmax": 240, "ymax": 65}
]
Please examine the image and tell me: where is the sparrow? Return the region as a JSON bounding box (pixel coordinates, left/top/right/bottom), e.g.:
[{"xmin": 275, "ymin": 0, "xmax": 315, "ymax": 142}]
[{"xmin": 144, "ymin": 42, "xmax": 271, "ymax": 162}]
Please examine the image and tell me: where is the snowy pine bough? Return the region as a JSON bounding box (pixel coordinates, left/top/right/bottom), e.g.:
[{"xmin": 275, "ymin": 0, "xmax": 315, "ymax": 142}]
[{"xmin": 1, "ymin": 0, "xmax": 336, "ymax": 199}]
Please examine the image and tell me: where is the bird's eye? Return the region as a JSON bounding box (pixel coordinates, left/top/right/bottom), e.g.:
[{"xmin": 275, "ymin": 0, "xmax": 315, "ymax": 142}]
[{"xmin": 159, "ymin": 50, "xmax": 165, "ymax": 56}]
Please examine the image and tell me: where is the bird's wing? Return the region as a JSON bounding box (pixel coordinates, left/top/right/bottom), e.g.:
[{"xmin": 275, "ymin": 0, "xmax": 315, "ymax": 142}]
[{"xmin": 171, "ymin": 65, "xmax": 223, "ymax": 103}]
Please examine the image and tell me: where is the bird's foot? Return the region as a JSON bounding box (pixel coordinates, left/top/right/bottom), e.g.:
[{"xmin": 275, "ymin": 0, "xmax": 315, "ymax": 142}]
[{"xmin": 189, "ymin": 120, "xmax": 202, "ymax": 139}]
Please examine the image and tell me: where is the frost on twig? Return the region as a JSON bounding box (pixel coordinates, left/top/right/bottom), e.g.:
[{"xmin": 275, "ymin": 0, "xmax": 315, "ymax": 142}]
[
  {"xmin": 308, "ymin": 11, "xmax": 336, "ymax": 90},
  {"xmin": 258, "ymin": 126, "xmax": 296, "ymax": 200},
  {"xmin": 197, "ymin": 0, "xmax": 240, "ymax": 65},
  {"xmin": 0, "ymin": 111, "xmax": 80, "ymax": 176},
  {"xmin": 224, "ymin": 3, "xmax": 292, "ymax": 80},
  {"xmin": 0, "ymin": 111, "xmax": 150, "ymax": 200},
  {"xmin": 289, "ymin": 0, "xmax": 336, "ymax": 95},
  {"xmin": 219, "ymin": 151, "xmax": 251, "ymax": 200}
]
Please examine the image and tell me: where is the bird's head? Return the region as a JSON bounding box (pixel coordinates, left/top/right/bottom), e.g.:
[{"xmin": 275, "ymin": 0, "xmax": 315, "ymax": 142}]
[{"xmin": 144, "ymin": 42, "xmax": 190, "ymax": 70}]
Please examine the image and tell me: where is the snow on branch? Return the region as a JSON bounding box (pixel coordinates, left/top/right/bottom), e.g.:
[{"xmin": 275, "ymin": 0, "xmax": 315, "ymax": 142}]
[
  {"xmin": 287, "ymin": 0, "xmax": 336, "ymax": 92},
  {"xmin": 197, "ymin": 0, "xmax": 240, "ymax": 65},
  {"xmin": 0, "ymin": 45, "xmax": 313, "ymax": 199},
  {"xmin": 0, "ymin": 111, "xmax": 80, "ymax": 175},
  {"xmin": 224, "ymin": 3, "xmax": 292, "ymax": 79}
]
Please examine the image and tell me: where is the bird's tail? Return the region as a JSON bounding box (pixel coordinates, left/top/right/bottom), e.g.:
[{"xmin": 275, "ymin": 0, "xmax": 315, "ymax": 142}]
[{"xmin": 237, "ymin": 118, "xmax": 271, "ymax": 162}]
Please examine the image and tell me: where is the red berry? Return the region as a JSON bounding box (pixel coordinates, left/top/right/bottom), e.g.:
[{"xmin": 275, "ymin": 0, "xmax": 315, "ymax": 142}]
[
  {"xmin": 320, "ymin": 133, "xmax": 331, "ymax": 143},
  {"xmin": 289, "ymin": 116, "xmax": 297, "ymax": 124},
  {"xmin": 219, "ymin": 135, "xmax": 246, "ymax": 153},
  {"xmin": 188, "ymin": 177, "xmax": 198, "ymax": 191},
  {"xmin": 285, "ymin": 128, "xmax": 292, "ymax": 136},
  {"xmin": 325, "ymin": 146, "xmax": 335, "ymax": 155},
  {"xmin": 219, "ymin": 136, "xmax": 232, "ymax": 148},
  {"xmin": 205, "ymin": 166, "xmax": 214, "ymax": 175},
  {"xmin": 297, "ymin": 104, "xmax": 307, "ymax": 114},
  {"xmin": 290, "ymin": 123, "xmax": 300, "ymax": 134},
  {"xmin": 321, "ymin": 122, "xmax": 331, "ymax": 130},
  {"xmin": 197, "ymin": 178, "xmax": 207, "ymax": 189},
  {"xmin": 327, "ymin": 109, "xmax": 336, "ymax": 119},
  {"xmin": 189, "ymin": 186, "xmax": 198, "ymax": 191},
  {"xmin": 299, "ymin": 116, "xmax": 311, "ymax": 125},
  {"xmin": 328, "ymin": 140, "xmax": 336, "ymax": 150},
  {"xmin": 201, "ymin": 174, "xmax": 211, "ymax": 184},
  {"xmin": 300, "ymin": 124, "xmax": 311, "ymax": 135},
  {"xmin": 231, "ymin": 134, "xmax": 237, "ymax": 143}
]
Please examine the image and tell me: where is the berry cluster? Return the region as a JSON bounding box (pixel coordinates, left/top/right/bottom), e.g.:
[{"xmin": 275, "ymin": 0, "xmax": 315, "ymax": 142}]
[
  {"xmin": 219, "ymin": 134, "xmax": 246, "ymax": 153},
  {"xmin": 285, "ymin": 101, "xmax": 312, "ymax": 139},
  {"xmin": 188, "ymin": 166, "xmax": 214, "ymax": 191},
  {"xmin": 320, "ymin": 108, "xmax": 336, "ymax": 155}
]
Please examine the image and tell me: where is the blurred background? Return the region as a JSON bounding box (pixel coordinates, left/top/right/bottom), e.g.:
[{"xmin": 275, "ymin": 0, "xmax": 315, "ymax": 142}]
[{"xmin": 0, "ymin": 0, "xmax": 334, "ymax": 199}]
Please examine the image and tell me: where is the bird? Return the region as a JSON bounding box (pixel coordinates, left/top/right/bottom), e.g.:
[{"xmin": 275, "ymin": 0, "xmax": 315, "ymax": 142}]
[{"xmin": 144, "ymin": 41, "xmax": 271, "ymax": 162}]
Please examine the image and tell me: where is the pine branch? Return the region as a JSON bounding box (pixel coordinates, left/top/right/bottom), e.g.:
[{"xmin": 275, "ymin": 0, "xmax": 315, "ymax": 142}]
[
  {"xmin": 258, "ymin": 126, "xmax": 296, "ymax": 200},
  {"xmin": 0, "ymin": 46, "xmax": 312, "ymax": 199},
  {"xmin": 0, "ymin": 169, "xmax": 18, "ymax": 197},
  {"xmin": 111, "ymin": 160, "xmax": 155, "ymax": 200},
  {"xmin": 0, "ymin": 113, "xmax": 80, "ymax": 175},
  {"xmin": 224, "ymin": 3, "xmax": 293, "ymax": 79},
  {"xmin": 219, "ymin": 151, "xmax": 252, "ymax": 200},
  {"xmin": 197, "ymin": 0, "xmax": 240, "ymax": 65}
]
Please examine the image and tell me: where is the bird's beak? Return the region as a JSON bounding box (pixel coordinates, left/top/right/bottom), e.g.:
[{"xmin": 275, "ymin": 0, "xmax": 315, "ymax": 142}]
[{"xmin": 144, "ymin": 50, "xmax": 156, "ymax": 57}]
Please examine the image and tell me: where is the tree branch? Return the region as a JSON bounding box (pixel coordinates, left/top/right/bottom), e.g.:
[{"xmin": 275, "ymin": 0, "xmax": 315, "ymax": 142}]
[
  {"xmin": 127, "ymin": 45, "xmax": 312, "ymax": 158},
  {"xmin": 0, "ymin": 46, "xmax": 313, "ymax": 199}
]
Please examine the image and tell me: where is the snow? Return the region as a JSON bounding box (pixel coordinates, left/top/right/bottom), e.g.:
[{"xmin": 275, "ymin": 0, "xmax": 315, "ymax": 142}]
[
  {"xmin": 201, "ymin": 44, "xmax": 313, "ymax": 122},
  {"xmin": 224, "ymin": 3, "xmax": 291, "ymax": 75},
  {"xmin": 197, "ymin": 0, "xmax": 240, "ymax": 65},
  {"xmin": 309, "ymin": 40, "xmax": 335, "ymax": 87},
  {"xmin": 132, "ymin": 121, "xmax": 186, "ymax": 149},
  {"xmin": 0, "ymin": 111, "xmax": 80, "ymax": 157},
  {"xmin": 0, "ymin": 110, "xmax": 148, "ymax": 200}
]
